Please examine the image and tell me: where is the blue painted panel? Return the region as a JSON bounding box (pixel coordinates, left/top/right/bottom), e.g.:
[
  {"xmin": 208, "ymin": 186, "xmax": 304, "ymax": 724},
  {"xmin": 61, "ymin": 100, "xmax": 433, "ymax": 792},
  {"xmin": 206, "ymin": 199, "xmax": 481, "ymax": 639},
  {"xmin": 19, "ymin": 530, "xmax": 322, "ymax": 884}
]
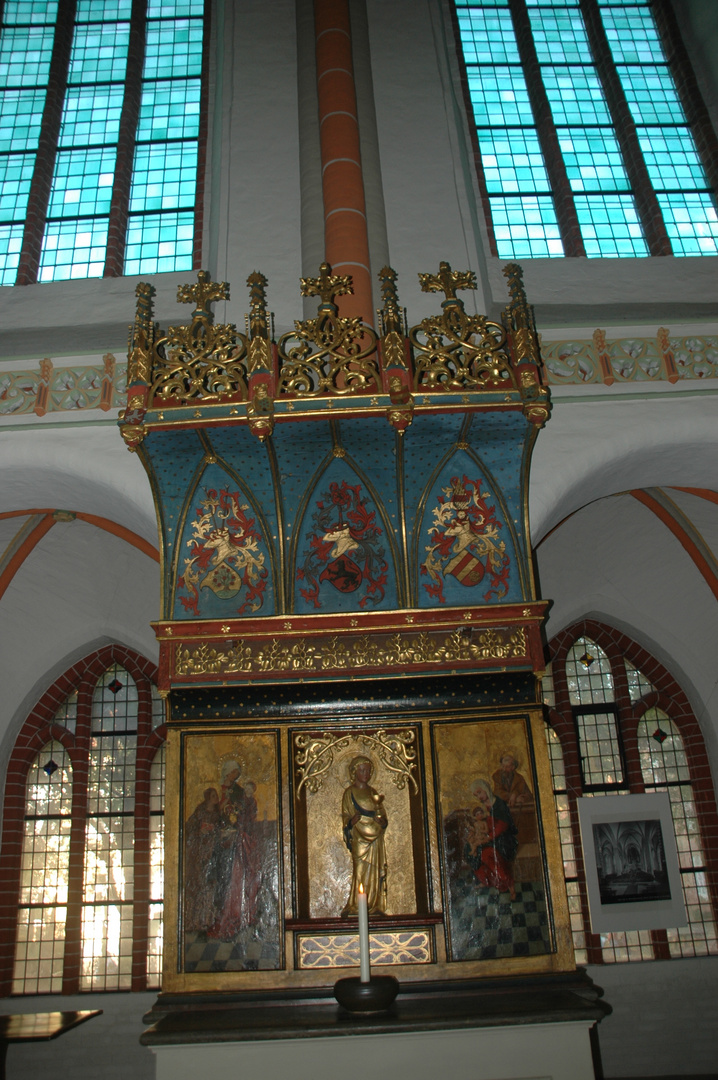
[
  {"xmin": 173, "ymin": 464, "xmax": 274, "ymax": 619},
  {"xmin": 293, "ymin": 456, "xmax": 398, "ymax": 614},
  {"xmin": 415, "ymin": 455, "xmax": 521, "ymax": 607}
]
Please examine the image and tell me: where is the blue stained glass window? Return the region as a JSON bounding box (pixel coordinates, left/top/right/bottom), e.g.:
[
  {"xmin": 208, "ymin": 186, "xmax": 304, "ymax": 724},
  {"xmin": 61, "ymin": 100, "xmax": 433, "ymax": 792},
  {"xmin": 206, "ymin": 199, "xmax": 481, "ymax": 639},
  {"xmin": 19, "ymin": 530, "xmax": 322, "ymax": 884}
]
[
  {"xmin": 600, "ymin": 6, "xmax": 664, "ymax": 64},
  {"xmin": 528, "ymin": 7, "xmax": 590, "ymax": 63},
  {"xmin": 68, "ymin": 24, "xmax": 130, "ymax": 84},
  {"xmin": 0, "ymin": 90, "xmax": 45, "ymax": 151},
  {"xmin": 124, "ymin": 210, "xmax": 194, "ymax": 274},
  {"xmin": 541, "ymin": 68, "xmax": 611, "ymax": 126},
  {"xmin": 617, "ymin": 66, "xmax": 685, "ymax": 126},
  {"xmin": 0, "ymin": 223, "xmax": 23, "ymax": 282},
  {"xmin": 657, "ymin": 194, "xmax": 718, "ymax": 256},
  {"xmin": 137, "ymin": 80, "xmax": 201, "ymax": 141},
  {"xmin": 59, "ymin": 86, "xmax": 124, "ymax": 147},
  {"xmin": 558, "ymin": 129, "xmax": 630, "ymax": 191},
  {"xmin": 0, "ymin": 26, "xmax": 54, "ymax": 86},
  {"xmin": 129, "ymin": 143, "xmax": 198, "ymax": 213},
  {"xmin": 574, "ymin": 194, "xmax": 648, "ymax": 256},
  {"xmin": 4, "ymin": 3, "xmax": 58, "ymax": 25},
  {"xmin": 0, "ymin": 152, "xmax": 35, "ymax": 220},
  {"xmin": 143, "ymin": 19, "xmax": 203, "ymax": 79},
  {"xmin": 38, "ymin": 218, "xmax": 109, "ymax": 281},
  {"xmin": 148, "ymin": 0, "xmax": 204, "ymax": 14},
  {"xmin": 47, "ymin": 148, "xmax": 116, "ymax": 217},
  {"xmin": 0, "ymin": 2, "xmax": 205, "ymax": 284},
  {"xmin": 457, "ymin": 0, "xmax": 716, "ymax": 258},
  {"xmin": 76, "ymin": 1, "xmax": 132, "ymax": 18},
  {"xmin": 456, "ymin": 8, "xmax": 519, "ymax": 66},
  {"xmin": 490, "ymin": 196, "xmax": 564, "ymax": 258},
  {"xmin": 638, "ymin": 129, "xmax": 708, "ymax": 192}
]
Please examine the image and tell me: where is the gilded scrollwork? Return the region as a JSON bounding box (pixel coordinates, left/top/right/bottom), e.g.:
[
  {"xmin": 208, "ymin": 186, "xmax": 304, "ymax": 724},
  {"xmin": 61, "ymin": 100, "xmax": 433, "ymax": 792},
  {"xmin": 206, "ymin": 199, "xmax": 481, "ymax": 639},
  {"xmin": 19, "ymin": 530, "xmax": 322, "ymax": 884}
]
[
  {"xmin": 277, "ymin": 263, "xmax": 379, "ymax": 396},
  {"xmin": 174, "ymin": 625, "xmax": 527, "ymax": 679},
  {"xmin": 294, "ymin": 728, "xmax": 416, "ymax": 798},
  {"xmin": 149, "ymin": 271, "xmax": 248, "ymax": 406},
  {"xmin": 294, "ymin": 732, "xmax": 353, "ymax": 796},
  {"xmin": 410, "ymin": 261, "xmax": 514, "ymax": 392}
]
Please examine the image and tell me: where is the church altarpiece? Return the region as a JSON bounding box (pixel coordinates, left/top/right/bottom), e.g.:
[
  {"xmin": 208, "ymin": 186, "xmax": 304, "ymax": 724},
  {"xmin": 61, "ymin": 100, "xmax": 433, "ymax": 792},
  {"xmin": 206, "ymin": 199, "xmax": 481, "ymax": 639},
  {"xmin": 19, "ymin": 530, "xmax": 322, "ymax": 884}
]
[{"xmin": 120, "ymin": 258, "xmax": 576, "ymax": 998}]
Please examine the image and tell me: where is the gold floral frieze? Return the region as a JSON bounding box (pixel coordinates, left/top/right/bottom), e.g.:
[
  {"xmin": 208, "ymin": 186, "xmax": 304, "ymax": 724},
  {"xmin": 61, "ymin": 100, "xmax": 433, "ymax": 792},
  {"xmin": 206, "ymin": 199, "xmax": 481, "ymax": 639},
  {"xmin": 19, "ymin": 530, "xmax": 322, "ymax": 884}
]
[
  {"xmin": 173, "ymin": 625, "xmax": 527, "ymax": 678},
  {"xmin": 297, "ymin": 930, "xmax": 432, "ymax": 969}
]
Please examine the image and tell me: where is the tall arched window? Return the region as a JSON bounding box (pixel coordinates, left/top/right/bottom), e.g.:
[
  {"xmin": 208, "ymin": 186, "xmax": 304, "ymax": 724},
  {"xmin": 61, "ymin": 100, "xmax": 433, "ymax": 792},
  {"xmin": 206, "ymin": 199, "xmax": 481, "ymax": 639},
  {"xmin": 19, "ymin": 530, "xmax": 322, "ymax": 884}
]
[
  {"xmin": 0, "ymin": 645, "xmax": 165, "ymax": 996},
  {"xmin": 453, "ymin": 0, "xmax": 718, "ymax": 257},
  {"xmin": 543, "ymin": 621, "xmax": 718, "ymax": 965}
]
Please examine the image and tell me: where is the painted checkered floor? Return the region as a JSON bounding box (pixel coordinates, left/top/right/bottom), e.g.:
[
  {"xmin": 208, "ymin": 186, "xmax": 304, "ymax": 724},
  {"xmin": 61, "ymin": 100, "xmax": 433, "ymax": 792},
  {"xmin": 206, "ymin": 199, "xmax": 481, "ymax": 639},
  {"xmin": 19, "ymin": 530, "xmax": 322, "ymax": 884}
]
[
  {"xmin": 447, "ymin": 875, "xmax": 551, "ymax": 961},
  {"xmin": 184, "ymin": 924, "xmax": 280, "ymax": 973}
]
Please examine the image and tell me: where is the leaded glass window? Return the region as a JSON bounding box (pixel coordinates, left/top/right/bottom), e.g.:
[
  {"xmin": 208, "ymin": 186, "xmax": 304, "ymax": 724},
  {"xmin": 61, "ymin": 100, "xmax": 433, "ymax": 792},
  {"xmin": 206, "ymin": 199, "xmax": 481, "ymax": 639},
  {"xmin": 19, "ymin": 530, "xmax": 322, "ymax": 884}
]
[
  {"xmin": 544, "ymin": 628, "xmax": 718, "ymax": 965},
  {"xmin": 454, "ymin": 0, "xmax": 718, "ymax": 257},
  {"xmin": 7, "ymin": 650, "xmax": 166, "ymax": 995},
  {"xmin": 13, "ymin": 740, "xmax": 72, "ymax": 994},
  {"xmin": 0, "ymin": 0, "xmax": 205, "ymax": 285}
]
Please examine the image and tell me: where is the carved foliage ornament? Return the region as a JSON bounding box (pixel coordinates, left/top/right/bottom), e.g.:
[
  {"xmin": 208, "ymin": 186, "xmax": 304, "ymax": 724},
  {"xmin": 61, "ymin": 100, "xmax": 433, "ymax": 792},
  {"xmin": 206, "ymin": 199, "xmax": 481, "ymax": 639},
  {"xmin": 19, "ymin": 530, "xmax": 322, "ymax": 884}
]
[
  {"xmin": 411, "ymin": 262, "xmax": 513, "ymax": 391},
  {"xmin": 278, "ymin": 263, "xmax": 380, "ymax": 396},
  {"xmin": 174, "ymin": 625, "xmax": 527, "ymax": 678}
]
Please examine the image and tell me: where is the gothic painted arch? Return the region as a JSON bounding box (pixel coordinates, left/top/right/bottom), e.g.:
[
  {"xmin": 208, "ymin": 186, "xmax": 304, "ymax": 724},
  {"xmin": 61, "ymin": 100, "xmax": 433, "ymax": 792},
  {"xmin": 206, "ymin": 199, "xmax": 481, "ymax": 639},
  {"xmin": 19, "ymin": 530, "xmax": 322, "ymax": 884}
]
[{"xmin": 292, "ymin": 452, "xmax": 399, "ymax": 614}]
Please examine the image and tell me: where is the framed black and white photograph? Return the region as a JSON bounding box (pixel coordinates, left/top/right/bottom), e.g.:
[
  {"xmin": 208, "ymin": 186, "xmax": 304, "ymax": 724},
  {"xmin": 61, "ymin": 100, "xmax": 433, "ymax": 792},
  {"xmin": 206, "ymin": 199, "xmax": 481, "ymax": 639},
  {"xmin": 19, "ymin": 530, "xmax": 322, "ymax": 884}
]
[{"xmin": 576, "ymin": 793, "xmax": 687, "ymax": 933}]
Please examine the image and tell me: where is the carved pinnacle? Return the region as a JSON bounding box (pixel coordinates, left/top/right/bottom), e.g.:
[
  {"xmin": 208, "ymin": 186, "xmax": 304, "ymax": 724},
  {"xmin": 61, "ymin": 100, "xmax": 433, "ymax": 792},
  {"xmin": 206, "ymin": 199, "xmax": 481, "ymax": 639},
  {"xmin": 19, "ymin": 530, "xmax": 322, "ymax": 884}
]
[
  {"xmin": 300, "ymin": 262, "xmax": 353, "ymax": 308},
  {"xmin": 177, "ymin": 270, "xmax": 229, "ymax": 318},
  {"xmin": 378, "ymin": 265, "xmax": 403, "ymax": 334},
  {"xmin": 246, "ymin": 270, "xmax": 269, "ymax": 336},
  {"xmin": 418, "ymin": 261, "xmax": 477, "ymax": 303}
]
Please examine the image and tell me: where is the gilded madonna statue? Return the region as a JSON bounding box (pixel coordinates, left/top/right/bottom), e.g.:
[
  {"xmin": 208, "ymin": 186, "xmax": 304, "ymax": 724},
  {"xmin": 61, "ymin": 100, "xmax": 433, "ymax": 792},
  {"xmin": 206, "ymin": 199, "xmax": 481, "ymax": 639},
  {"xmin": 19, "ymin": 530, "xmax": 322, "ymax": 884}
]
[{"xmin": 341, "ymin": 755, "xmax": 388, "ymax": 916}]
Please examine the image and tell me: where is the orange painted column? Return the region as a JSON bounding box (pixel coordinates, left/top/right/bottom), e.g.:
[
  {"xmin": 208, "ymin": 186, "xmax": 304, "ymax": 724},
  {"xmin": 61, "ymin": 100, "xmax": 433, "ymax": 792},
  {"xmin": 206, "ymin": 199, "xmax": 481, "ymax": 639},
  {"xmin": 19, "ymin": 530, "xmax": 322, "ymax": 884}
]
[{"xmin": 314, "ymin": 0, "xmax": 374, "ymax": 325}]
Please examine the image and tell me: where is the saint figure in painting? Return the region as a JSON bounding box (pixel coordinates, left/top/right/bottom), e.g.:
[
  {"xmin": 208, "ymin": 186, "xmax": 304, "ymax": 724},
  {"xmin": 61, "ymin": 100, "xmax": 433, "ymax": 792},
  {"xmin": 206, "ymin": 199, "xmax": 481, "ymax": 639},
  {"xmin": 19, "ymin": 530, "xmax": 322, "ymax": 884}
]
[
  {"xmin": 341, "ymin": 755, "xmax": 388, "ymax": 916},
  {"xmin": 464, "ymin": 778, "xmax": 518, "ymax": 901},
  {"xmin": 491, "ymin": 752, "xmax": 533, "ymax": 809},
  {"xmin": 184, "ymin": 786, "xmax": 221, "ymax": 932},
  {"xmin": 208, "ymin": 760, "xmax": 262, "ymax": 940}
]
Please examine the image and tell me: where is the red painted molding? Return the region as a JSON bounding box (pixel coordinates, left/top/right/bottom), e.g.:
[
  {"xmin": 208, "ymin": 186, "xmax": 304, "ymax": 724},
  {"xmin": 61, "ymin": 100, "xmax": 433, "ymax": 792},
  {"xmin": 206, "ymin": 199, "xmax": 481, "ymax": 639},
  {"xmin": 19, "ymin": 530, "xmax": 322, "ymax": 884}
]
[{"xmin": 630, "ymin": 489, "xmax": 718, "ymax": 602}]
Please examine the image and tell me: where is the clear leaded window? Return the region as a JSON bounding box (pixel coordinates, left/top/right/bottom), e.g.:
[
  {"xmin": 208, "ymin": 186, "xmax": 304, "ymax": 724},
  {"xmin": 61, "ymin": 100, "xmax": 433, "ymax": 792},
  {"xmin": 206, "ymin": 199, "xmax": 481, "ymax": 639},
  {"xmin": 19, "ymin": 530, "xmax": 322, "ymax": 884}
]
[
  {"xmin": 543, "ymin": 633, "xmax": 718, "ymax": 965},
  {"xmin": 10, "ymin": 654, "xmax": 165, "ymax": 995},
  {"xmin": 454, "ymin": 0, "xmax": 718, "ymax": 257},
  {"xmin": 0, "ymin": 0, "xmax": 205, "ymax": 285}
]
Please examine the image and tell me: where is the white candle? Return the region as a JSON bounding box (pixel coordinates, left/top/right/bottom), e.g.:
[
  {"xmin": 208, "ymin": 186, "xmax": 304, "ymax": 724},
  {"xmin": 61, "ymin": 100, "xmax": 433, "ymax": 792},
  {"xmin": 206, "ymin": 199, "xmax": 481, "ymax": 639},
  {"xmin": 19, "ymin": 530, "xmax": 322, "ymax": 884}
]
[{"xmin": 358, "ymin": 883, "xmax": 370, "ymax": 983}]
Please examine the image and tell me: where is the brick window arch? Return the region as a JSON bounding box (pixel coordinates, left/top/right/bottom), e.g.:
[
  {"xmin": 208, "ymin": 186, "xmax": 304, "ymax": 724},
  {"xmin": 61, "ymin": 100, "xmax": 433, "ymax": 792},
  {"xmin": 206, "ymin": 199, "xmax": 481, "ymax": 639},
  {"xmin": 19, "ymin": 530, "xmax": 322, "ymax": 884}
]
[
  {"xmin": 0, "ymin": 644, "xmax": 166, "ymax": 996},
  {"xmin": 543, "ymin": 619, "xmax": 718, "ymax": 965}
]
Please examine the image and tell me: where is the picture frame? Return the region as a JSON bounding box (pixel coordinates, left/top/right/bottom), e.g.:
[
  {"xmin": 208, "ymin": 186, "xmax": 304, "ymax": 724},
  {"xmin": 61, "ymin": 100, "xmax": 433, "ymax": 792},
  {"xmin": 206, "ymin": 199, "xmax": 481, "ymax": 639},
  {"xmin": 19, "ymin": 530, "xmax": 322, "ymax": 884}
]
[{"xmin": 576, "ymin": 793, "xmax": 687, "ymax": 933}]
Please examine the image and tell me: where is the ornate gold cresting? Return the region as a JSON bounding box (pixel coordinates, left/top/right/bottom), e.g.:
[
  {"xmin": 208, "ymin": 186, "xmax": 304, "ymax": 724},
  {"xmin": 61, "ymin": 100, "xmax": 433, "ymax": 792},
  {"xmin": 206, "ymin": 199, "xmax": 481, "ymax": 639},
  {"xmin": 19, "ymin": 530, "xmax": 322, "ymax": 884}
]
[
  {"xmin": 120, "ymin": 260, "xmax": 551, "ymax": 448},
  {"xmin": 277, "ymin": 262, "xmax": 380, "ymax": 396},
  {"xmin": 410, "ymin": 261, "xmax": 513, "ymax": 391},
  {"xmin": 294, "ymin": 729, "xmax": 417, "ymax": 797}
]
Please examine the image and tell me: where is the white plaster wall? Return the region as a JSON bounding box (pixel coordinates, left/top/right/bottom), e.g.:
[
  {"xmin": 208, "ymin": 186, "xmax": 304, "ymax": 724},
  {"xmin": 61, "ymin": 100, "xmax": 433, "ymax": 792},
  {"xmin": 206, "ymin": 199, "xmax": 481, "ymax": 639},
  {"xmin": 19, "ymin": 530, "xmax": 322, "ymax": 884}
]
[
  {"xmin": 589, "ymin": 956, "xmax": 718, "ymax": 1077},
  {"xmin": 0, "ymin": 421, "xmax": 157, "ymax": 541},
  {"xmin": 537, "ymin": 491, "xmax": 718, "ymax": 780},
  {"xmin": 0, "ymin": 993, "xmax": 157, "ymax": 1080},
  {"xmin": 529, "ymin": 383, "xmax": 718, "ymax": 542},
  {"xmin": 0, "ymin": 521, "xmax": 159, "ymax": 806}
]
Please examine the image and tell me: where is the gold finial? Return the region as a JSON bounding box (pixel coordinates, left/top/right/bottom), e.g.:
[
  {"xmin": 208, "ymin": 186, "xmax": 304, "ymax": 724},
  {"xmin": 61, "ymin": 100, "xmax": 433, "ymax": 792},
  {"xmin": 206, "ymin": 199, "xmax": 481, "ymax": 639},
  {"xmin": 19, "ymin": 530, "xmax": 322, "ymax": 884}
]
[
  {"xmin": 246, "ymin": 270, "xmax": 269, "ymax": 335},
  {"xmin": 378, "ymin": 265, "xmax": 404, "ymax": 335},
  {"xmin": 418, "ymin": 261, "xmax": 477, "ymax": 305},
  {"xmin": 502, "ymin": 262, "xmax": 529, "ymax": 311},
  {"xmin": 300, "ymin": 262, "xmax": 353, "ymax": 309},
  {"xmin": 177, "ymin": 269, "xmax": 229, "ymax": 318}
]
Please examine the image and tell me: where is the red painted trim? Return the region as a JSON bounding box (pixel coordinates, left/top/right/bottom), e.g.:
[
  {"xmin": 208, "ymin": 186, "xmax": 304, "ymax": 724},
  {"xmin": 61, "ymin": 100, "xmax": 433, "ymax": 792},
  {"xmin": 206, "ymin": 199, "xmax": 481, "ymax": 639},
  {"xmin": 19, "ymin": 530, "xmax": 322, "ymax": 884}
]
[
  {"xmin": 630, "ymin": 489, "xmax": 718, "ymax": 602},
  {"xmin": 0, "ymin": 510, "xmax": 159, "ymax": 565},
  {"xmin": 0, "ymin": 514, "xmax": 55, "ymax": 602},
  {"xmin": 671, "ymin": 487, "xmax": 718, "ymax": 506}
]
